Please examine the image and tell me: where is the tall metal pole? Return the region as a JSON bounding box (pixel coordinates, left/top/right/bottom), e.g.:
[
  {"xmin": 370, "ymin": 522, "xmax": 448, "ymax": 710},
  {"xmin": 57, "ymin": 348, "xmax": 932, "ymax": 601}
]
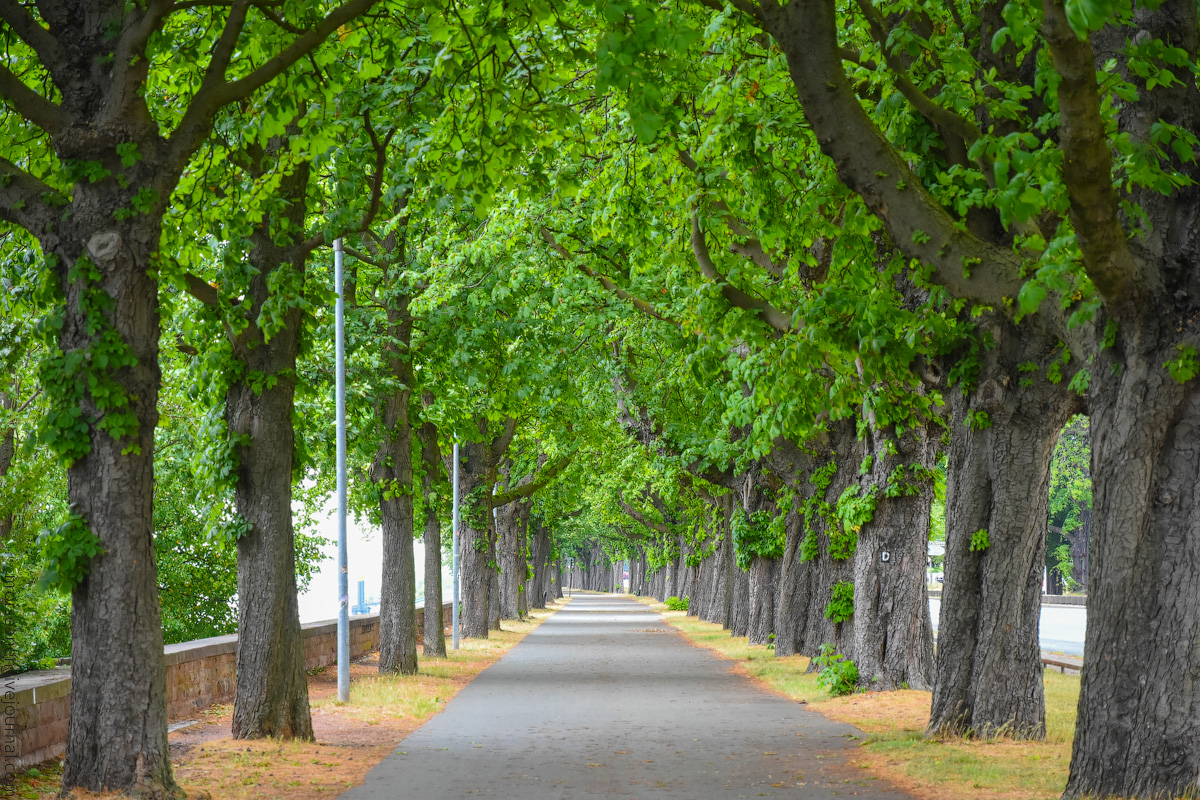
[
  {"xmin": 451, "ymin": 441, "xmax": 461, "ymax": 650},
  {"xmin": 334, "ymin": 238, "xmax": 350, "ymax": 703}
]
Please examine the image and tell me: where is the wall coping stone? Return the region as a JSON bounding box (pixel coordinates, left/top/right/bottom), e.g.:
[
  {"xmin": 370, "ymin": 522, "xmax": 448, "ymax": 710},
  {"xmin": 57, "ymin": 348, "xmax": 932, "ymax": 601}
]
[{"xmin": 10, "ymin": 610, "xmax": 400, "ymax": 701}]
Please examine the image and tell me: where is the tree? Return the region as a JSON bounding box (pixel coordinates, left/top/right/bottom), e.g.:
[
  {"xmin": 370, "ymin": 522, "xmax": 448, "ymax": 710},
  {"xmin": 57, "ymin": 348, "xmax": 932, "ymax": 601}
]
[
  {"xmin": 0, "ymin": 2, "xmax": 378, "ymax": 791},
  {"xmin": 1047, "ymin": 416, "xmax": 1091, "ymax": 593},
  {"xmin": 660, "ymin": 0, "xmax": 1200, "ymax": 791}
]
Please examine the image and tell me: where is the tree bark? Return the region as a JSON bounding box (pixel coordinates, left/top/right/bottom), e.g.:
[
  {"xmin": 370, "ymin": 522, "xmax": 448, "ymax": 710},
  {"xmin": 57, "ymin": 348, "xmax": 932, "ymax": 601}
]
[
  {"xmin": 1061, "ymin": 508, "xmax": 1091, "ymax": 592},
  {"xmin": 58, "ymin": 202, "xmax": 180, "ymax": 797},
  {"xmin": 496, "ymin": 497, "xmax": 532, "ymax": 619},
  {"xmin": 454, "ymin": 444, "xmax": 490, "ymax": 637},
  {"xmin": 227, "ymin": 325, "xmax": 312, "ymax": 739},
  {"xmin": 228, "ymin": 157, "xmax": 313, "ymax": 740},
  {"xmin": 852, "ymin": 425, "xmax": 937, "ymax": 691},
  {"xmin": 488, "ymin": 565, "xmax": 502, "ymax": 629},
  {"xmin": 0, "ymin": 391, "xmax": 15, "ymax": 542},
  {"xmin": 929, "ymin": 319, "xmax": 1081, "ymax": 739},
  {"xmin": 729, "ymin": 565, "xmax": 751, "ymax": 637},
  {"xmin": 747, "ymin": 556, "xmax": 778, "ymax": 646},
  {"xmin": 518, "ymin": 517, "xmax": 532, "ymax": 613},
  {"xmin": 416, "ymin": 420, "xmax": 447, "ymax": 657},
  {"xmin": 773, "ymin": 503, "xmax": 812, "ymax": 657},
  {"xmin": 794, "ymin": 424, "xmax": 861, "ymax": 661},
  {"xmin": 452, "ymin": 418, "xmax": 517, "ymax": 638},
  {"xmin": 527, "ymin": 519, "xmax": 550, "ymax": 608},
  {"xmin": 551, "ymin": 559, "xmax": 564, "ymax": 600},
  {"xmin": 1064, "ymin": 320, "xmax": 1200, "ymax": 799},
  {"xmin": 374, "ymin": 380, "xmax": 418, "ymax": 675}
]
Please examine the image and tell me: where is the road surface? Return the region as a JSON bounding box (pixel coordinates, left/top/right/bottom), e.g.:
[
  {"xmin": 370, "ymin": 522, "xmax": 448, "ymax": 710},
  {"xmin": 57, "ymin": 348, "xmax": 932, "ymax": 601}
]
[
  {"xmin": 929, "ymin": 598, "xmax": 1087, "ymax": 656},
  {"xmin": 340, "ymin": 593, "xmax": 913, "ymax": 800}
]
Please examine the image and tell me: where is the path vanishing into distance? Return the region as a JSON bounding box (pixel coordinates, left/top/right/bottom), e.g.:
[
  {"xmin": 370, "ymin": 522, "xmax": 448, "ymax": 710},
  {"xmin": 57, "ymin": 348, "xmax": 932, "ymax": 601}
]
[{"xmin": 339, "ymin": 594, "xmax": 914, "ymax": 800}]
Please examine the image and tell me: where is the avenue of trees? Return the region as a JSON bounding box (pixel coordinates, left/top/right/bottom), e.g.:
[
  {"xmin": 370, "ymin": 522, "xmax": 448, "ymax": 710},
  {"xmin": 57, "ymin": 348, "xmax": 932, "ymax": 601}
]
[{"xmin": 0, "ymin": 2, "xmax": 1196, "ymax": 800}]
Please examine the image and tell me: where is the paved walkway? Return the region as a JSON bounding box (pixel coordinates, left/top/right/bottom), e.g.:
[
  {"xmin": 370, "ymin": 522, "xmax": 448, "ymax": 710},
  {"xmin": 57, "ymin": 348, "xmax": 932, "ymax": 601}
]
[{"xmin": 339, "ymin": 594, "xmax": 913, "ymax": 799}]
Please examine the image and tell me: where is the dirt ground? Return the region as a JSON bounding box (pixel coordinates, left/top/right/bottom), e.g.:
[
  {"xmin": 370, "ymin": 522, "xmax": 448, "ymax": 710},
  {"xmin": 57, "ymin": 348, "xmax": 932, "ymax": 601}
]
[{"xmin": 10, "ymin": 605, "xmax": 563, "ymax": 800}]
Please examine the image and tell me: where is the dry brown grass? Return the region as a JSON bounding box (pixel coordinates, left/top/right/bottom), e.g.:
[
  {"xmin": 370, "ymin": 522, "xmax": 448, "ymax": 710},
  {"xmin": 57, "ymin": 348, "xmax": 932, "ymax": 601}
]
[
  {"xmin": 9, "ymin": 601, "xmax": 567, "ymax": 800},
  {"xmin": 634, "ymin": 595, "xmax": 1083, "ymax": 800}
]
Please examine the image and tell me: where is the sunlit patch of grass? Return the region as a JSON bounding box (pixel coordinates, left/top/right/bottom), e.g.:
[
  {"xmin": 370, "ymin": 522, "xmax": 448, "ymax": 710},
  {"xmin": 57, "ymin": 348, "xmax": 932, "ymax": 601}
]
[
  {"xmin": 312, "ymin": 610, "xmax": 560, "ymax": 725},
  {"xmin": 639, "ymin": 596, "xmax": 1084, "ymax": 800},
  {"xmin": 1043, "ymin": 671, "xmax": 1079, "ymax": 745}
]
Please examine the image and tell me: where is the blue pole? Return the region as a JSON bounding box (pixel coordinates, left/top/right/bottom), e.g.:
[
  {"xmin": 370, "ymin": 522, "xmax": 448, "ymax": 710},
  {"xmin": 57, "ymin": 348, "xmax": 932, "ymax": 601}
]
[
  {"xmin": 335, "ymin": 238, "xmax": 350, "ymax": 703},
  {"xmin": 452, "ymin": 441, "xmax": 461, "ymax": 650}
]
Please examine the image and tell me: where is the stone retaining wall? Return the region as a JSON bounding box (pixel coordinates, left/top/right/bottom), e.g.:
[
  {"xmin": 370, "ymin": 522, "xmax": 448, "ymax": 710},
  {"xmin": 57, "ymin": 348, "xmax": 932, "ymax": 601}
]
[{"xmin": 4, "ymin": 601, "xmax": 451, "ymax": 776}]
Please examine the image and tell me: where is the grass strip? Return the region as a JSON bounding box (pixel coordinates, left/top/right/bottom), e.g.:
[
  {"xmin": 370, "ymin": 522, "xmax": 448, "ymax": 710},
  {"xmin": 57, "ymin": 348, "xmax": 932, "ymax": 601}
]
[{"xmin": 635, "ymin": 596, "xmax": 1079, "ymax": 800}]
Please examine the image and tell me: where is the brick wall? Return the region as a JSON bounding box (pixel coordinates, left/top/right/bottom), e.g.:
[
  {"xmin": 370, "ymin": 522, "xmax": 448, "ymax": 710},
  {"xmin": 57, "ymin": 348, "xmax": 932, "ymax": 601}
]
[{"xmin": 3, "ymin": 601, "xmax": 450, "ymax": 775}]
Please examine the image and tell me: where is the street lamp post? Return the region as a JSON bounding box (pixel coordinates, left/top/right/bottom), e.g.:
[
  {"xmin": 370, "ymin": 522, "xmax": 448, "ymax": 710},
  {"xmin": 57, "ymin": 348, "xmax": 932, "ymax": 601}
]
[
  {"xmin": 334, "ymin": 238, "xmax": 349, "ymax": 703},
  {"xmin": 452, "ymin": 441, "xmax": 461, "ymax": 650}
]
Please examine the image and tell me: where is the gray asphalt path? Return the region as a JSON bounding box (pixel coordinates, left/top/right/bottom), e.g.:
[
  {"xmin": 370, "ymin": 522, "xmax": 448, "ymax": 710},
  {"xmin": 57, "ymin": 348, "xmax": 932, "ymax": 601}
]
[{"xmin": 339, "ymin": 594, "xmax": 914, "ymax": 800}]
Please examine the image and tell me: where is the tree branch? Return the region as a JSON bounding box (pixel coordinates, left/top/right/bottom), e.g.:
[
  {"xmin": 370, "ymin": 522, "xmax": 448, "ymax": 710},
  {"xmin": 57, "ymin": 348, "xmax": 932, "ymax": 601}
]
[
  {"xmin": 756, "ymin": 0, "xmax": 1026, "ymax": 310},
  {"xmin": 169, "ymin": 0, "xmax": 381, "ymax": 166},
  {"xmin": 609, "ymin": 340, "xmax": 740, "ymax": 491},
  {"xmin": 342, "ymin": 244, "xmax": 388, "ymax": 269},
  {"xmin": 540, "ymin": 227, "xmax": 684, "ymax": 329},
  {"xmin": 617, "ymin": 491, "xmax": 671, "ymax": 535},
  {"xmin": 0, "ymin": 157, "xmax": 62, "ymax": 236},
  {"xmin": 0, "ymin": 2, "xmax": 67, "ymax": 82},
  {"xmin": 677, "ymin": 150, "xmax": 786, "ymax": 278},
  {"xmin": 854, "ymin": 0, "xmax": 984, "ymax": 153},
  {"xmin": 489, "ymin": 416, "xmax": 519, "ymax": 461},
  {"xmin": 690, "ymin": 212, "xmax": 795, "ymax": 335},
  {"xmin": 491, "ymin": 455, "xmax": 573, "ymax": 507},
  {"xmin": 181, "ymin": 272, "xmax": 221, "ymax": 306},
  {"xmin": 108, "ymin": 0, "xmax": 174, "ymax": 117},
  {"xmin": 1041, "ymin": 0, "xmax": 1145, "ymax": 312},
  {"xmin": 0, "ymin": 64, "xmax": 71, "ymax": 135}
]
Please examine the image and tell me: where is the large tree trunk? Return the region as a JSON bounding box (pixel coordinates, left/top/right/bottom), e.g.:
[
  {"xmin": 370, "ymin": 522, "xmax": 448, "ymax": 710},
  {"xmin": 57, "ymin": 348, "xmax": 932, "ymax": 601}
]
[
  {"xmin": 227, "ymin": 326, "xmax": 312, "ymax": 739},
  {"xmin": 455, "ymin": 449, "xmax": 492, "ymax": 638},
  {"xmin": 747, "ymin": 556, "xmax": 778, "ymax": 646},
  {"xmin": 1062, "ymin": 507, "xmax": 1091, "ymax": 592},
  {"xmin": 229, "ymin": 158, "xmax": 313, "ymax": 740},
  {"xmin": 527, "ymin": 519, "xmax": 551, "ymax": 608},
  {"xmin": 852, "ymin": 425, "xmax": 937, "ymax": 691},
  {"xmin": 929, "ymin": 320, "xmax": 1080, "ymax": 739},
  {"xmin": 453, "ymin": 419, "xmax": 516, "ymax": 638},
  {"xmin": 551, "ymin": 559, "xmax": 564, "ymax": 599},
  {"xmin": 0, "ymin": 392, "xmax": 15, "ymax": 542},
  {"xmin": 1064, "ymin": 322, "xmax": 1200, "ymax": 799},
  {"xmin": 799, "ymin": 516, "xmax": 856, "ymax": 659},
  {"xmin": 374, "ymin": 381, "xmax": 418, "ymax": 675},
  {"xmin": 58, "ymin": 210, "xmax": 179, "ymax": 795},
  {"xmin": 795, "ymin": 424, "xmax": 861, "ymax": 660},
  {"xmin": 417, "ymin": 420, "xmax": 447, "ymax": 657},
  {"xmin": 763, "ymin": 438, "xmax": 814, "ymax": 657},
  {"xmin": 488, "ymin": 566, "xmax": 502, "ymax": 629},
  {"xmin": 629, "ymin": 549, "xmax": 649, "ymax": 596},
  {"xmin": 496, "ymin": 498, "xmax": 531, "ymax": 619},
  {"xmin": 773, "ymin": 504, "xmax": 811, "ymax": 657},
  {"xmin": 518, "ymin": 517, "xmax": 531, "ymax": 613},
  {"xmin": 729, "ymin": 566, "xmax": 750, "ymax": 637}
]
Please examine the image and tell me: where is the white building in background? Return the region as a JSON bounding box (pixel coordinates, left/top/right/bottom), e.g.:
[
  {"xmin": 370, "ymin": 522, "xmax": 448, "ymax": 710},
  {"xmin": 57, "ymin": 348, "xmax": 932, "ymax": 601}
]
[{"xmin": 296, "ymin": 499, "xmax": 450, "ymax": 624}]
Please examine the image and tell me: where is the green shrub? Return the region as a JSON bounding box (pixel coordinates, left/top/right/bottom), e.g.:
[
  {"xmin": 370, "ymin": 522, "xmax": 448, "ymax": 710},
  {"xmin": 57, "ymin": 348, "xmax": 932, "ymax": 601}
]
[
  {"xmin": 664, "ymin": 595, "xmax": 689, "ymax": 611},
  {"xmin": 823, "ymin": 580, "xmax": 855, "ymax": 624},
  {"xmin": 814, "ymin": 643, "xmax": 859, "ymax": 696},
  {"xmin": 731, "ymin": 510, "xmax": 785, "ymax": 570}
]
